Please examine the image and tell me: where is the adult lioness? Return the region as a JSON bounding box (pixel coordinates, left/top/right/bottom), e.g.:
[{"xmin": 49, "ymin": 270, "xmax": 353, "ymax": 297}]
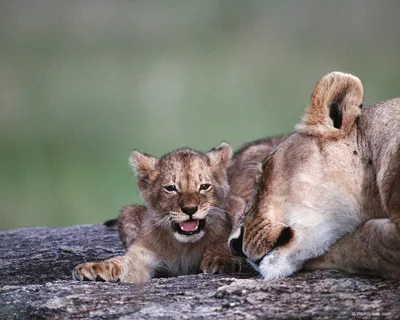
[{"xmin": 229, "ymin": 71, "xmax": 400, "ymax": 280}]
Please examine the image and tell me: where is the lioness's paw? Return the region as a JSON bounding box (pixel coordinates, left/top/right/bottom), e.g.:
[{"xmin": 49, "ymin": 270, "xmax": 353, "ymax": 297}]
[
  {"xmin": 302, "ymin": 254, "xmax": 335, "ymax": 271},
  {"xmin": 201, "ymin": 255, "xmax": 241, "ymax": 274},
  {"xmin": 73, "ymin": 258, "xmax": 124, "ymax": 282}
]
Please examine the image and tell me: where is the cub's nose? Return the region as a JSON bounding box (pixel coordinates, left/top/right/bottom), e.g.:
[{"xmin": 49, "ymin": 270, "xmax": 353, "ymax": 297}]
[
  {"xmin": 181, "ymin": 206, "xmax": 198, "ymax": 216},
  {"xmin": 229, "ymin": 227, "xmax": 246, "ymax": 257}
]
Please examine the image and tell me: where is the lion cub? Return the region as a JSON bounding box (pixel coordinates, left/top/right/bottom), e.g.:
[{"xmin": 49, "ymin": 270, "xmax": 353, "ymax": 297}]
[{"xmin": 73, "ymin": 143, "xmax": 245, "ymax": 283}]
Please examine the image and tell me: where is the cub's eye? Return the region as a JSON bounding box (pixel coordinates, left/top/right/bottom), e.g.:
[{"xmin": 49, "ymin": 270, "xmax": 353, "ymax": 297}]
[
  {"xmin": 199, "ymin": 183, "xmax": 211, "ymax": 191},
  {"xmin": 164, "ymin": 185, "xmax": 177, "ymax": 192}
]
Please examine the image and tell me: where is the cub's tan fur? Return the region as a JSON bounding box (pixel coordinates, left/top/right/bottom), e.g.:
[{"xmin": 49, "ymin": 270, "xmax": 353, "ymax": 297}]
[
  {"xmin": 229, "ymin": 71, "xmax": 400, "ymax": 280},
  {"xmin": 73, "ymin": 143, "xmax": 246, "ymax": 283}
]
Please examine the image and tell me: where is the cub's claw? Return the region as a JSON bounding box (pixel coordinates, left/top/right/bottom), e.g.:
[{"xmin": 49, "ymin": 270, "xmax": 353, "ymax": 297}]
[
  {"xmin": 201, "ymin": 255, "xmax": 241, "ymax": 274},
  {"xmin": 72, "ymin": 258, "xmax": 124, "ymax": 282}
]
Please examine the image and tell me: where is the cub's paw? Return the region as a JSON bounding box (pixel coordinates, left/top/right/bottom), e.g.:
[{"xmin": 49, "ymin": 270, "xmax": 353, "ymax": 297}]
[
  {"xmin": 73, "ymin": 257, "xmax": 124, "ymax": 282},
  {"xmin": 201, "ymin": 254, "xmax": 242, "ymax": 274}
]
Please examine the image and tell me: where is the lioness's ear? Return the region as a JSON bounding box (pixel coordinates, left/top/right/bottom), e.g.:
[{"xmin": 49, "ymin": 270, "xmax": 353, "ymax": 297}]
[
  {"xmin": 206, "ymin": 142, "xmax": 233, "ymax": 168},
  {"xmin": 296, "ymin": 71, "xmax": 363, "ymax": 139},
  {"xmin": 129, "ymin": 151, "xmax": 159, "ymax": 185}
]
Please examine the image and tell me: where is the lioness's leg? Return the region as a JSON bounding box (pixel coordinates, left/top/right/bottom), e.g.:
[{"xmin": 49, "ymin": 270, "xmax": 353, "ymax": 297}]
[
  {"xmin": 118, "ymin": 205, "xmax": 146, "ymax": 249},
  {"xmin": 304, "ymin": 218, "xmax": 400, "ymax": 278},
  {"xmin": 73, "ymin": 244, "xmax": 160, "ymax": 283}
]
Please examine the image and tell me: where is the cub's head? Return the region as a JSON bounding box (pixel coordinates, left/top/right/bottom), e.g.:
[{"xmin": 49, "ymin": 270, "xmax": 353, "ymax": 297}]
[
  {"xmin": 229, "ymin": 72, "xmax": 365, "ymax": 279},
  {"xmin": 131, "ymin": 143, "xmax": 232, "ymax": 243}
]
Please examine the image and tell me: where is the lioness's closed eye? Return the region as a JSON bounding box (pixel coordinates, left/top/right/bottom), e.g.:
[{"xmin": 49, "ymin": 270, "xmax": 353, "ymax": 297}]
[
  {"xmin": 73, "ymin": 143, "xmax": 246, "ymax": 284},
  {"xmin": 230, "ymin": 71, "xmax": 400, "ymax": 280}
]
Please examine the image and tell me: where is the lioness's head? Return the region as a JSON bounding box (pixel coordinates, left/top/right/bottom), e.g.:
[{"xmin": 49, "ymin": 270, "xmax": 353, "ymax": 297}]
[
  {"xmin": 229, "ymin": 72, "xmax": 367, "ymax": 279},
  {"xmin": 131, "ymin": 143, "xmax": 232, "ymax": 243}
]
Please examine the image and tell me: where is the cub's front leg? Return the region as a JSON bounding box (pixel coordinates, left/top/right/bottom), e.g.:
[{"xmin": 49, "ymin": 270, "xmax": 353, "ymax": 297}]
[
  {"xmin": 118, "ymin": 205, "xmax": 147, "ymax": 249},
  {"xmin": 201, "ymin": 244, "xmax": 242, "ymax": 274},
  {"xmin": 200, "ymin": 195, "xmax": 246, "ymax": 274},
  {"xmin": 73, "ymin": 256, "xmax": 125, "ymax": 282},
  {"xmin": 73, "ymin": 244, "xmax": 160, "ymax": 284}
]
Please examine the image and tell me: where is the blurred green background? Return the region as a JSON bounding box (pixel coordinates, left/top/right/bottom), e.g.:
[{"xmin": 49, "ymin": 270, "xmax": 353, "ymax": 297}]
[{"xmin": 1, "ymin": 1, "xmax": 399, "ymax": 230}]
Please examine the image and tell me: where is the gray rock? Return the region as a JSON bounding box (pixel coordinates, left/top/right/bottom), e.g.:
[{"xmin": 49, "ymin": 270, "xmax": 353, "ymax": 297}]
[{"xmin": 0, "ymin": 224, "xmax": 398, "ymax": 319}]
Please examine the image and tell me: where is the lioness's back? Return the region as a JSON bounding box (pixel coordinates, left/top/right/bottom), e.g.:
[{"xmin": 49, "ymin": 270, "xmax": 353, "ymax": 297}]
[{"xmin": 228, "ymin": 136, "xmax": 287, "ymax": 201}]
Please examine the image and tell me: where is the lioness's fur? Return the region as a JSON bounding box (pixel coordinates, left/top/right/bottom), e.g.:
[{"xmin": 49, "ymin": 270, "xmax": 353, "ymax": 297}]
[
  {"xmin": 229, "ymin": 72, "xmax": 400, "ymax": 280},
  {"xmin": 73, "ymin": 143, "xmax": 246, "ymax": 283},
  {"xmin": 227, "ymin": 136, "xmax": 287, "ymax": 202}
]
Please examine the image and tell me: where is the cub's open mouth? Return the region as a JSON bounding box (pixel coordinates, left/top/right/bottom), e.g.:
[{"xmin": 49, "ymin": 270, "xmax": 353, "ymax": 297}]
[{"xmin": 172, "ymin": 219, "xmax": 206, "ymax": 235}]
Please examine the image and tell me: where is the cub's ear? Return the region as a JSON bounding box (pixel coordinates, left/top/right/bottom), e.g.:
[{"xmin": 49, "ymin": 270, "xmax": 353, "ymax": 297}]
[
  {"xmin": 206, "ymin": 142, "xmax": 233, "ymax": 168},
  {"xmin": 296, "ymin": 71, "xmax": 364, "ymax": 139},
  {"xmin": 129, "ymin": 151, "xmax": 159, "ymax": 186}
]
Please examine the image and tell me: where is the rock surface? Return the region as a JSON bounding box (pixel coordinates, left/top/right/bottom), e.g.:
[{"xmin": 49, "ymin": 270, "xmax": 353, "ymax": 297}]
[{"xmin": 0, "ymin": 224, "xmax": 398, "ymax": 319}]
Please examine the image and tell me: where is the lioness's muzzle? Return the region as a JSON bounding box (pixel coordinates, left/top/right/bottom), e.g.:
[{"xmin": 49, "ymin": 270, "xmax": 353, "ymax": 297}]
[
  {"xmin": 229, "ymin": 224, "xmax": 294, "ymax": 264},
  {"xmin": 229, "ymin": 227, "xmax": 246, "ymax": 258}
]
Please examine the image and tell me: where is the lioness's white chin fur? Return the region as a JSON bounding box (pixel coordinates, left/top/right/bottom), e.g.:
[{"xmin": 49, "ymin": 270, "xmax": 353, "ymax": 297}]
[
  {"xmin": 258, "ymin": 251, "xmax": 301, "ymax": 280},
  {"xmin": 257, "ymin": 236, "xmax": 332, "ymax": 280},
  {"xmin": 173, "ymin": 231, "xmax": 205, "ymax": 243}
]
